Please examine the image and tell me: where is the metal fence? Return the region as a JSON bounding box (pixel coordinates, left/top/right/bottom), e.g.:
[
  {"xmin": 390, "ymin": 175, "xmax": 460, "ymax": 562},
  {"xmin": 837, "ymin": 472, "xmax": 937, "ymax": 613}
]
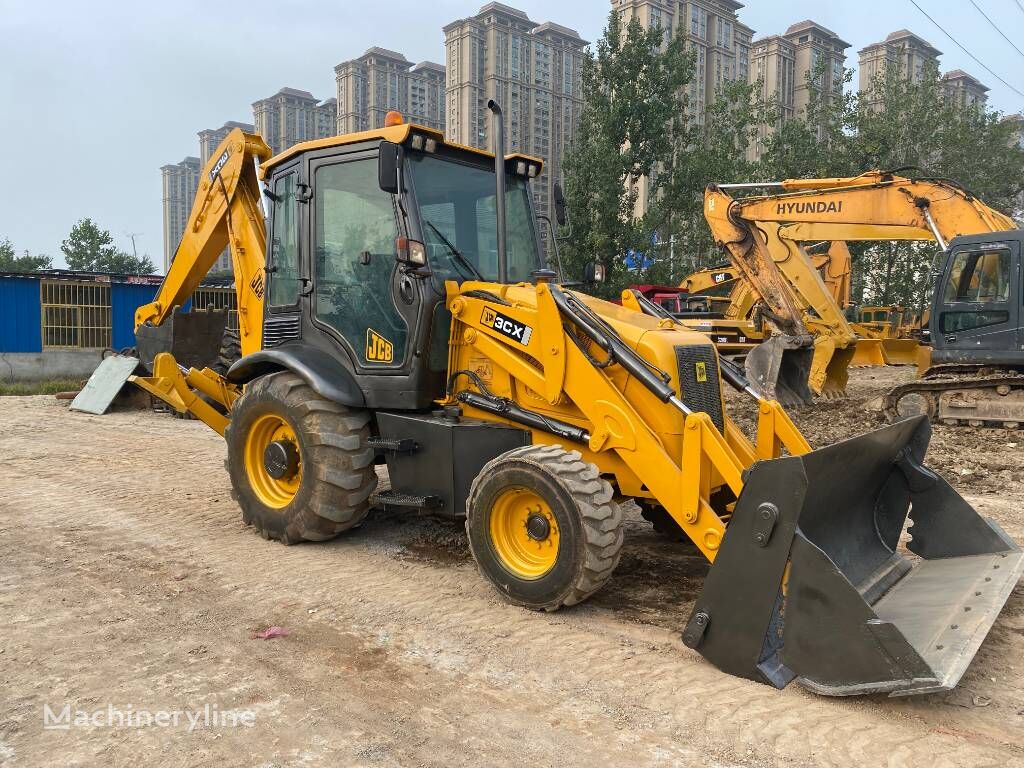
[
  {"xmin": 191, "ymin": 287, "xmax": 239, "ymax": 331},
  {"xmin": 41, "ymin": 281, "xmax": 112, "ymax": 349}
]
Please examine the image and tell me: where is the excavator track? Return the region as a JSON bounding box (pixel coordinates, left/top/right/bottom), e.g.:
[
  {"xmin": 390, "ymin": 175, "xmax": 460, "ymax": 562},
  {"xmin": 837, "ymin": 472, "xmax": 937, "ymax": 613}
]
[{"xmin": 883, "ymin": 367, "xmax": 1024, "ymax": 427}]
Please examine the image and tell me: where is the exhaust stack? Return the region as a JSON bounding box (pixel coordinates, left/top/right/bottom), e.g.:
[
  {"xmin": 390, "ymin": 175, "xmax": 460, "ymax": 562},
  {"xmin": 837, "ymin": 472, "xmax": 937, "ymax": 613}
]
[{"xmin": 487, "ymin": 99, "xmax": 507, "ymax": 284}]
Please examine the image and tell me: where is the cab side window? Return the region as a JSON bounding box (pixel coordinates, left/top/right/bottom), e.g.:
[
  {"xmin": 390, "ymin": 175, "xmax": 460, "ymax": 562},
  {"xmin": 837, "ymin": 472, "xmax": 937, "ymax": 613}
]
[{"xmin": 268, "ymin": 173, "xmax": 300, "ymax": 307}]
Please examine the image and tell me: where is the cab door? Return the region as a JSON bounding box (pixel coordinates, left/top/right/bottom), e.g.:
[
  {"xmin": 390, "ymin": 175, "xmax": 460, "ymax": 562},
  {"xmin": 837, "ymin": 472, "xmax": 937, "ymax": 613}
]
[
  {"xmin": 307, "ymin": 151, "xmax": 420, "ymax": 372},
  {"xmin": 934, "ymin": 240, "xmax": 1019, "ymax": 363}
]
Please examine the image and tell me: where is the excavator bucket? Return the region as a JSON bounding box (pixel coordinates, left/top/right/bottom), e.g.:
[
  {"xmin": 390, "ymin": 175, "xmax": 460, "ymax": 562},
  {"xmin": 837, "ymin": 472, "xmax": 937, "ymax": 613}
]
[
  {"xmin": 683, "ymin": 415, "xmax": 1024, "ymax": 696},
  {"xmin": 849, "ymin": 338, "xmax": 887, "ymax": 367},
  {"xmin": 743, "ymin": 335, "xmax": 814, "ymax": 406},
  {"xmin": 135, "ymin": 307, "xmax": 229, "ymax": 373},
  {"xmin": 879, "ymin": 338, "xmax": 921, "ymax": 366},
  {"xmin": 808, "ymin": 337, "xmax": 854, "ymax": 399}
]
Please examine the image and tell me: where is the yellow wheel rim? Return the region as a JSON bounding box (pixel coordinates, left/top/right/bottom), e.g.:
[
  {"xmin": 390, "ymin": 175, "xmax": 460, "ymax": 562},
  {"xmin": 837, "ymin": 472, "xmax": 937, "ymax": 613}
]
[
  {"xmin": 244, "ymin": 413, "xmax": 301, "ymax": 508},
  {"xmin": 489, "ymin": 487, "xmax": 560, "ymax": 579}
]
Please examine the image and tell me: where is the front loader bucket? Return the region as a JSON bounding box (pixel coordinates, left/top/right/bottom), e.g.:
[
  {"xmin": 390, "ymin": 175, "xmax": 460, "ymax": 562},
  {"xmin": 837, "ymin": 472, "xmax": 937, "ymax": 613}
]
[
  {"xmin": 880, "ymin": 338, "xmax": 921, "ymax": 366},
  {"xmin": 744, "ymin": 335, "xmax": 814, "ymax": 407},
  {"xmin": 135, "ymin": 307, "xmax": 229, "ymax": 373},
  {"xmin": 808, "ymin": 337, "xmax": 854, "ymax": 399},
  {"xmin": 850, "ymin": 338, "xmax": 887, "ymax": 367},
  {"xmin": 682, "ymin": 416, "xmax": 1023, "ymax": 696}
]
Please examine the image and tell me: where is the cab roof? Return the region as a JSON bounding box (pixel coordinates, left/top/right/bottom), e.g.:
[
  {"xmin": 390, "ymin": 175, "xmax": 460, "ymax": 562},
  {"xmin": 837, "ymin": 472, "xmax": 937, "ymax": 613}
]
[{"xmin": 259, "ymin": 122, "xmax": 543, "ymax": 179}]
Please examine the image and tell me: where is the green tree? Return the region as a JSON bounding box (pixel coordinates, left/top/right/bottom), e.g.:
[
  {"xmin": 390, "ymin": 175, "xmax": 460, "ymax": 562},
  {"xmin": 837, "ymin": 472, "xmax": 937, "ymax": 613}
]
[
  {"xmin": 644, "ymin": 77, "xmax": 770, "ymax": 284},
  {"xmin": 0, "ymin": 238, "xmax": 52, "ymax": 272},
  {"xmin": 60, "ymin": 218, "xmax": 155, "ymax": 274},
  {"xmin": 61, "ymin": 218, "xmax": 119, "ymax": 271},
  {"xmin": 560, "ymin": 11, "xmax": 693, "ymax": 296},
  {"xmin": 99, "ymin": 250, "xmax": 156, "ymax": 275}
]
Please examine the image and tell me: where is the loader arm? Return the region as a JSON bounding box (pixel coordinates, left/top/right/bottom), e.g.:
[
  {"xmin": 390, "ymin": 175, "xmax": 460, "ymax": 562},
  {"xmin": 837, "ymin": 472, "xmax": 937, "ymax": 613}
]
[{"xmin": 135, "ymin": 128, "xmax": 272, "ymax": 355}]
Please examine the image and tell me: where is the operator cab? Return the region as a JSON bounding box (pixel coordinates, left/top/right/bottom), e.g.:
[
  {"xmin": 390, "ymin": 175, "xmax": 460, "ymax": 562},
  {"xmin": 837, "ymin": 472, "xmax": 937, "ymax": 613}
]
[
  {"xmin": 931, "ymin": 230, "xmax": 1024, "ymax": 365},
  {"xmin": 256, "ymin": 113, "xmax": 545, "ymax": 410}
]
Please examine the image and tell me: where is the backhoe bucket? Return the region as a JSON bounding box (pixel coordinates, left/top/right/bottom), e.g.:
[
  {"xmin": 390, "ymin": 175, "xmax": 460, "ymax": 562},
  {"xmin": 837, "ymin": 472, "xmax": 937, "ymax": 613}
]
[
  {"xmin": 744, "ymin": 335, "xmax": 814, "ymax": 406},
  {"xmin": 135, "ymin": 307, "xmax": 229, "ymax": 373},
  {"xmin": 808, "ymin": 337, "xmax": 853, "ymax": 399},
  {"xmin": 880, "ymin": 338, "xmax": 920, "ymax": 366},
  {"xmin": 850, "ymin": 338, "xmax": 887, "ymax": 367},
  {"xmin": 683, "ymin": 416, "xmax": 1023, "ymax": 696}
]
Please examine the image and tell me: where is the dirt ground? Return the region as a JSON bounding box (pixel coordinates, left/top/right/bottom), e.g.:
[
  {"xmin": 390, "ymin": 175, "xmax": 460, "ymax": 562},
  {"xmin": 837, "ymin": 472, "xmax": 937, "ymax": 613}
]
[{"xmin": 1, "ymin": 367, "xmax": 1022, "ymax": 767}]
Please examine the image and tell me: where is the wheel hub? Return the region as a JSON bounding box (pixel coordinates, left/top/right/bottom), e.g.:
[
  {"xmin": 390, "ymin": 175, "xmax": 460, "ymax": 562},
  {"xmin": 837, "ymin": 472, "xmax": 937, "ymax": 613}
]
[
  {"xmin": 263, "ymin": 439, "xmax": 300, "ymax": 479},
  {"xmin": 525, "ymin": 511, "xmax": 551, "ymax": 541}
]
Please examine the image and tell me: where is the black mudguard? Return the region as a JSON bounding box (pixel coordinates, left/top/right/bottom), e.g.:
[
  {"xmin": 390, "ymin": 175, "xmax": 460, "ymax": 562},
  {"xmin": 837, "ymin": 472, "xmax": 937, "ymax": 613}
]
[
  {"xmin": 226, "ymin": 342, "xmax": 365, "ymax": 408},
  {"xmin": 683, "ymin": 416, "xmax": 1024, "ymax": 696}
]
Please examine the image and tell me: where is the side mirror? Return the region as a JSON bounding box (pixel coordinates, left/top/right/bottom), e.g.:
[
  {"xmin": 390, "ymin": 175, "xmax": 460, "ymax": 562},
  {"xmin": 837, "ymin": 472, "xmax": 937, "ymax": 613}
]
[
  {"xmin": 379, "ymin": 141, "xmax": 403, "ymax": 194},
  {"xmin": 583, "ymin": 261, "xmax": 606, "ymax": 284},
  {"xmin": 553, "ymin": 182, "xmax": 567, "ymax": 227}
]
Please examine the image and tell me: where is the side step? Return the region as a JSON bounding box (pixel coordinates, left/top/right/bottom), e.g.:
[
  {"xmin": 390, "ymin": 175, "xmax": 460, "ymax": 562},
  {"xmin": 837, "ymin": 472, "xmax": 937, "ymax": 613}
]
[
  {"xmin": 367, "ymin": 436, "xmax": 419, "ymax": 455},
  {"xmin": 374, "ymin": 490, "xmax": 444, "ymax": 510}
]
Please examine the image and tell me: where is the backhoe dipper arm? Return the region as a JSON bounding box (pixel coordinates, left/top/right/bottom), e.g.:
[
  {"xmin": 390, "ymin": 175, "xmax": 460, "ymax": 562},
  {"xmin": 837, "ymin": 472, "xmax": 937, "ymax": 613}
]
[{"xmin": 134, "ymin": 129, "xmax": 273, "ymax": 355}]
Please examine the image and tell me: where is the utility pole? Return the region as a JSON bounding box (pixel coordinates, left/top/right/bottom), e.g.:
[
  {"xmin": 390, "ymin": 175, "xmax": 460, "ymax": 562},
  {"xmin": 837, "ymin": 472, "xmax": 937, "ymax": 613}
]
[{"xmin": 125, "ymin": 232, "xmax": 142, "ymax": 259}]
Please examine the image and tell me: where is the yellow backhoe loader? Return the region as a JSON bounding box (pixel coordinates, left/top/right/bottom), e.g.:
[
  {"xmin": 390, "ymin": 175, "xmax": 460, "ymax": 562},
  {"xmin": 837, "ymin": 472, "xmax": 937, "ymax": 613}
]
[{"xmin": 129, "ymin": 110, "xmax": 1022, "ymax": 697}]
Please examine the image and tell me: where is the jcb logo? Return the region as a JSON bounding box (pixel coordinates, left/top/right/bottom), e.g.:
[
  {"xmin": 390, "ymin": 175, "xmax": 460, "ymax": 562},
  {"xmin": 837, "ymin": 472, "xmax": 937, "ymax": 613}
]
[
  {"xmin": 366, "ymin": 328, "xmax": 393, "ymax": 363},
  {"xmin": 695, "ymin": 361, "xmax": 708, "ymax": 383},
  {"xmin": 480, "ymin": 306, "xmax": 533, "ymax": 346}
]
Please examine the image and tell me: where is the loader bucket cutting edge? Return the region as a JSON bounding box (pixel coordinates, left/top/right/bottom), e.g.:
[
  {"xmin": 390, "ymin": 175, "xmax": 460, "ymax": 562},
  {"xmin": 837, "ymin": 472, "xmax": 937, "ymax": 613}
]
[
  {"xmin": 809, "ymin": 341, "xmax": 854, "ymax": 399},
  {"xmin": 135, "ymin": 308, "xmax": 229, "ymax": 373},
  {"xmin": 682, "ymin": 415, "xmax": 1024, "ymax": 696},
  {"xmin": 850, "ymin": 338, "xmax": 887, "ymax": 367},
  {"xmin": 880, "ymin": 339, "xmax": 921, "ymax": 367},
  {"xmin": 744, "ymin": 336, "xmax": 814, "ymax": 406}
]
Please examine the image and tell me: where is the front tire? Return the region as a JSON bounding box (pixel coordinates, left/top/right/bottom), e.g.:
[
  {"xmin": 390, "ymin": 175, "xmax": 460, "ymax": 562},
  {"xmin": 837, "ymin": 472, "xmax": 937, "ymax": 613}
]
[
  {"xmin": 225, "ymin": 372, "xmax": 376, "ymax": 544},
  {"xmin": 466, "ymin": 444, "xmax": 624, "ymax": 611}
]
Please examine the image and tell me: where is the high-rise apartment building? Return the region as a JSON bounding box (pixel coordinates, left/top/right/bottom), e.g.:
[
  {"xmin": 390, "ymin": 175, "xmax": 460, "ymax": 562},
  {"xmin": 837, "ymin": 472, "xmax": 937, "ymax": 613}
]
[
  {"xmin": 335, "ymin": 48, "xmax": 445, "ymax": 134},
  {"xmin": 198, "ymin": 120, "xmax": 256, "ymax": 165},
  {"xmin": 252, "ymin": 88, "xmax": 337, "ymax": 155},
  {"xmin": 610, "ymin": 0, "xmax": 753, "ymax": 212},
  {"xmin": 858, "ymin": 29, "xmax": 940, "ymax": 99},
  {"xmin": 443, "ymin": 3, "xmax": 588, "ymax": 221},
  {"xmin": 160, "ymin": 157, "xmax": 200, "ymax": 273},
  {"xmin": 611, "ymin": 1, "xmax": 753, "ymax": 122},
  {"xmin": 749, "ymin": 20, "xmax": 848, "ymax": 158},
  {"xmin": 942, "ymin": 70, "xmax": 989, "ymax": 112}
]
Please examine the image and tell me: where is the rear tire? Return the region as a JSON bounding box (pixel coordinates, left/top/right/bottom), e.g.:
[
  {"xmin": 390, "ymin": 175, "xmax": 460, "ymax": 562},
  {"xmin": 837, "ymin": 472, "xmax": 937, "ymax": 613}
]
[
  {"xmin": 213, "ymin": 327, "xmax": 241, "ymax": 375},
  {"xmin": 466, "ymin": 444, "xmax": 624, "ymax": 611},
  {"xmin": 225, "ymin": 372, "xmax": 376, "ymax": 544}
]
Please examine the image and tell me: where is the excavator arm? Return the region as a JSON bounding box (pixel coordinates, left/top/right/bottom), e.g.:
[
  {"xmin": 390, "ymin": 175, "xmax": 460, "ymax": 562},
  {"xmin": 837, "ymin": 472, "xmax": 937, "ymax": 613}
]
[
  {"xmin": 136, "ymin": 128, "xmax": 272, "ymax": 355},
  {"xmin": 130, "ymin": 129, "xmax": 272, "ymax": 433}
]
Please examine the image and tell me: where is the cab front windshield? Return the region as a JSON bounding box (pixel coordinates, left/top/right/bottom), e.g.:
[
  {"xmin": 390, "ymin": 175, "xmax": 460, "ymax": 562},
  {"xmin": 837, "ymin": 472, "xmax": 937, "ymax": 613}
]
[{"xmin": 408, "ymin": 153, "xmax": 541, "ymax": 284}]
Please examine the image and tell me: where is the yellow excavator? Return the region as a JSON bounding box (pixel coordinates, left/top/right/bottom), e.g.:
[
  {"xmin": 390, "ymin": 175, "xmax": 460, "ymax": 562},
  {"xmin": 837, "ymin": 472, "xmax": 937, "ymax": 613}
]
[
  {"xmin": 129, "ymin": 110, "xmax": 1021, "ymax": 696},
  {"xmin": 692, "ymin": 175, "xmax": 1018, "ymax": 402}
]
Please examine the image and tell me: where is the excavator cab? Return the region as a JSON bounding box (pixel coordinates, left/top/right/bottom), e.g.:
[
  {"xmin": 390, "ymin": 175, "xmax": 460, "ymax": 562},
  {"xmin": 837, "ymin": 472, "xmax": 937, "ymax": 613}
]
[{"xmin": 931, "ymin": 232, "xmax": 1022, "ymax": 366}]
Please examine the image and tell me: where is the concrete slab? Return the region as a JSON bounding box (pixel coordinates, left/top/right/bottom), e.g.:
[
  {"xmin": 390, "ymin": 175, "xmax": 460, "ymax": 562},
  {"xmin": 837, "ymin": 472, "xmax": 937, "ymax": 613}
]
[{"xmin": 69, "ymin": 354, "xmax": 141, "ymax": 415}]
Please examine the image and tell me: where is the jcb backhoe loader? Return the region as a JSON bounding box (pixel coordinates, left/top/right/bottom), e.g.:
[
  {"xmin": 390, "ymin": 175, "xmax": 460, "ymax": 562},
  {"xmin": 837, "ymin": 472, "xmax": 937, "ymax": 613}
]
[{"xmin": 130, "ymin": 110, "xmax": 1022, "ymax": 696}]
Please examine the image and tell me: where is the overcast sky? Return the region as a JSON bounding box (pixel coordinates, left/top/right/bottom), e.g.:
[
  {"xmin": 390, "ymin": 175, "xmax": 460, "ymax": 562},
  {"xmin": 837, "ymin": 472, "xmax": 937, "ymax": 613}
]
[{"xmin": 2, "ymin": 0, "xmax": 1022, "ymax": 269}]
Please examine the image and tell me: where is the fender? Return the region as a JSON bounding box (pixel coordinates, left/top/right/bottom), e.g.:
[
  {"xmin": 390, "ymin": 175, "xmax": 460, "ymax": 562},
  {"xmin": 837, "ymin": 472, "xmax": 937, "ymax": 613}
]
[{"xmin": 226, "ymin": 342, "xmax": 365, "ymax": 407}]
